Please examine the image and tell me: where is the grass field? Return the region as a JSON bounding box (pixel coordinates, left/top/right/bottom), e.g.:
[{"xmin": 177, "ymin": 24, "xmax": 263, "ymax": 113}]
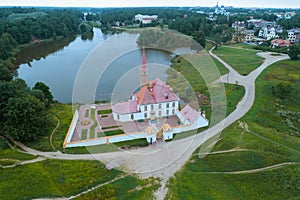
[
  {"xmin": 75, "ymin": 176, "xmax": 160, "ymax": 200},
  {"xmin": 0, "ymin": 137, "xmax": 36, "ymax": 163},
  {"xmin": 166, "ymin": 59, "xmax": 300, "ymax": 199},
  {"xmin": 213, "ymin": 46, "xmax": 264, "ymax": 75},
  {"xmin": 225, "ymin": 84, "xmax": 245, "ymax": 116},
  {"xmin": 51, "ymin": 104, "xmax": 74, "ymax": 151},
  {"xmin": 0, "ymin": 159, "xmax": 122, "ymax": 199}
]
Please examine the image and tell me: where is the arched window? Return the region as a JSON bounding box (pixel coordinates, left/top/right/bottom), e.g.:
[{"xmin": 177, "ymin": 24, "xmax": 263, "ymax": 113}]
[{"xmin": 131, "ymin": 114, "xmax": 134, "ymax": 120}]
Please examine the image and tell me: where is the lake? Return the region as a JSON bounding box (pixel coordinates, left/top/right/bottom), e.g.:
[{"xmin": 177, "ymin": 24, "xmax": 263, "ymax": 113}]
[{"xmin": 17, "ymin": 28, "xmax": 173, "ymax": 103}]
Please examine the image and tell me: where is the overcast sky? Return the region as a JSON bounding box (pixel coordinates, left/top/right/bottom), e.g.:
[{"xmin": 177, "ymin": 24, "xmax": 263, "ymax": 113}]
[{"xmin": 0, "ymin": 0, "xmax": 299, "ymax": 8}]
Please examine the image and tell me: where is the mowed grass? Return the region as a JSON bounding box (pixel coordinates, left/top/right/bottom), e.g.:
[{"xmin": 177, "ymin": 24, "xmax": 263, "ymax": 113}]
[
  {"xmin": 213, "ymin": 46, "xmax": 264, "ymax": 75},
  {"xmin": 89, "ymin": 108, "xmax": 98, "ymax": 139},
  {"xmin": 166, "ymin": 59, "xmax": 300, "ymax": 199},
  {"xmin": 225, "ymin": 84, "xmax": 245, "ymax": 116},
  {"xmin": 0, "ymin": 159, "xmax": 122, "ymax": 200},
  {"xmin": 104, "ymin": 129, "xmax": 125, "ymax": 136},
  {"xmin": 97, "ymin": 109, "xmax": 112, "ymax": 115},
  {"xmin": 75, "ymin": 176, "xmax": 160, "ymax": 200}
]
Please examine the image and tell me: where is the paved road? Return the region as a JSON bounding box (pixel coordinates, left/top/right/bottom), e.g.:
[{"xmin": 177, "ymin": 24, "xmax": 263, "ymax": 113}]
[{"xmin": 9, "ymin": 49, "xmax": 289, "ymax": 200}]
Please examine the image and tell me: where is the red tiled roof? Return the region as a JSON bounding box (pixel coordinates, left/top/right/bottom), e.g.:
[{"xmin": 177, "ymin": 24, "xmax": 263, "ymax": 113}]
[
  {"xmin": 180, "ymin": 104, "xmax": 200, "ymax": 124},
  {"xmin": 134, "ymin": 78, "xmax": 179, "ymax": 105},
  {"xmin": 271, "ymin": 39, "xmax": 290, "ymax": 46},
  {"xmin": 113, "ymin": 100, "xmax": 138, "ymax": 114}
]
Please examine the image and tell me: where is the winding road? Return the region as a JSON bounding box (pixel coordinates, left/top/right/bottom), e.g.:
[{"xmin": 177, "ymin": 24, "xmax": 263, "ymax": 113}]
[{"xmin": 7, "ymin": 48, "xmax": 290, "ymax": 200}]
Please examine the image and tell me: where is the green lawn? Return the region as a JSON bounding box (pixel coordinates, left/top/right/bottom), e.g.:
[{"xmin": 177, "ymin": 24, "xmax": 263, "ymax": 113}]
[
  {"xmin": 114, "ymin": 138, "xmax": 148, "ymax": 148},
  {"xmin": 225, "ymin": 84, "xmax": 245, "ymax": 116},
  {"xmin": 166, "ymin": 59, "xmax": 300, "ymax": 199},
  {"xmin": 75, "ymin": 176, "xmax": 160, "ymax": 200},
  {"xmin": 81, "ymin": 129, "xmax": 87, "ymax": 140},
  {"xmin": 213, "ymin": 46, "xmax": 264, "ymax": 75},
  {"xmin": 97, "ymin": 109, "xmax": 112, "ymax": 115},
  {"xmin": 84, "ymin": 109, "xmax": 89, "ymax": 117},
  {"xmin": 64, "ymin": 144, "xmax": 119, "ymax": 154},
  {"xmin": 104, "ymin": 129, "xmax": 125, "ymax": 136},
  {"xmin": 89, "ymin": 108, "xmax": 98, "ymax": 139},
  {"xmin": 212, "ymin": 56, "xmax": 229, "ymax": 75},
  {"xmin": 0, "ymin": 159, "xmax": 122, "ymax": 200}
]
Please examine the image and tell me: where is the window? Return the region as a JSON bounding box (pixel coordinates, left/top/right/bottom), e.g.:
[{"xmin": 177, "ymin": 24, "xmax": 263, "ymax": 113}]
[
  {"xmin": 144, "ymin": 112, "xmax": 147, "ymax": 118},
  {"xmin": 159, "ymin": 104, "xmax": 162, "ymax": 109},
  {"xmin": 172, "ymin": 109, "xmax": 175, "ymax": 115},
  {"xmin": 172, "ymin": 102, "xmax": 175, "ymax": 107},
  {"xmin": 166, "ymin": 110, "xmax": 169, "ymax": 115},
  {"xmin": 117, "ymin": 114, "xmax": 120, "ymax": 120},
  {"xmin": 151, "ymin": 104, "xmax": 154, "ymax": 110},
  {"xmin": 158, "ymin": 111, "xmax": 161, "ymax": 116},
  {"xmin": 166, "ymin": 103, "xmax": 169, "ymax": 108},
  {"xmin": 131, "ymin": 114, "xmax": 134, "ymax": 120},
  {"xmin": 144, "ymin": 105, "xmax": 147, "ymax": 111}
]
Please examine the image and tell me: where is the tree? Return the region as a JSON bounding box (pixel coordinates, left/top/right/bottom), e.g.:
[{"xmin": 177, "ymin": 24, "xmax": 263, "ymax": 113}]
[
  {"xmin": 0, "ymin": 81, "xmax": 16, "ymax": 127},
  {"xmin": 288, "ymin": 44, "xmax": 300, "ymax": 60},
  {"xmin": 32, "ymin": 82, "xmax": 53, "ymax": 107},
  {"xmin": 0, "ymin": 33, "xmax": 17, "ymax": 59},
  {"xmin": 3, "ymin": 96, "xmax": 51, "ymax": 142},
  {"xmin": 192, "ymin": 30, "xmax": 206, "ymax": 49},
  {"xmin": 0, "ymin": 64, "xmax": 13, "ymax": 81}
]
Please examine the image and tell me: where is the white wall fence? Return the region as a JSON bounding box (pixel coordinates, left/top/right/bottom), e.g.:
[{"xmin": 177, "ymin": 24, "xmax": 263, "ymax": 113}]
[
  {"xmin": 64, "ymin": 111, "xmax": 209, "ymax": 148},
  {"xmin": 65, "ymin": 132, "xmax": 147, "ymax": 148},
  {"xmin": 63, "ymin": 110, "xmax": 79, "ymax": 148}
]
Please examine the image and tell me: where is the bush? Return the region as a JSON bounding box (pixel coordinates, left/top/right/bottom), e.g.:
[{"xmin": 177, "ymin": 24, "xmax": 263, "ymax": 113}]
[{"xmin": 288, "ymin": 44, "xmax": 300, "ymax": 60}]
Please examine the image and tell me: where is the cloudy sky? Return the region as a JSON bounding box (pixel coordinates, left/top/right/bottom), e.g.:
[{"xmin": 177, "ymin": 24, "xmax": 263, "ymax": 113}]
[{"xmin": 0, "ymin": 0, "xmax": 299, "ymax": 8}]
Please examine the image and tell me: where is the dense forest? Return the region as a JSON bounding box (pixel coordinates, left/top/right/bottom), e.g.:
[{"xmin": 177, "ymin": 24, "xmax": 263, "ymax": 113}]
[{"xmin": 0, "ymin": 8, "xmax": 84, "ymax": 142}]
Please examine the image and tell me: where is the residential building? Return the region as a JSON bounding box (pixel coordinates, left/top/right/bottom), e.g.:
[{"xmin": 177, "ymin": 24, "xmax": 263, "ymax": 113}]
[
  {"xmin": 287, "ymin": 28, "xmax": 300, "ymax": 43},
  {"xmin": 134, "ymin": 14, "xmax": 158, "ymax": 24},
  {"xmin": 271, "ymin": 39, "xmax": 290, "ymax": 48},
  {"xmin": 245, "ymin": 30, "xmax": 255, "ymax": 42}
]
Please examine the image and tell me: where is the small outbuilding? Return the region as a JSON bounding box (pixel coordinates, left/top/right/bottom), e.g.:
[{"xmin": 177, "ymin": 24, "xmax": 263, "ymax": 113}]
[{"xmin": 162, "ymin": 123, "xmax": 174, "ymax": 141}]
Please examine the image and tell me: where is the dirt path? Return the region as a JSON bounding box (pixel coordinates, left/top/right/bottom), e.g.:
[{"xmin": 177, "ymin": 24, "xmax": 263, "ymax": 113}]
[
  {"xmin": 50, "ymin": 115, "xmax": 60, "ymax": 151},
  {"xmin": 2, "ymin": 157, "xmax": 47, "ymax": 169},
  {"xmin": 193, "ymin": 148, "xmax": 248, "ymax": 156},
  {"xmin": 33, "ymin": 175, "xmax": 126, "ymax": 200},
  {"xmin": 249, "ymin": 130, "xmax": 300, "ymax": 154},
  {"xmin": 201, "ymin": 162, "xmax": 300, "ymax": 174}
]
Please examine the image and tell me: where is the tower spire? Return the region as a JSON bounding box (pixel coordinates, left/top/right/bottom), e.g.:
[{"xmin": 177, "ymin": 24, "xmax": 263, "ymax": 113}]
[
  {"xmin": 140, "ymin": 46, "xmax": 148, "ymax": 88},
  {"xmin": 142, "ymin": 45, "xmax": 147, "ymax": 70}
]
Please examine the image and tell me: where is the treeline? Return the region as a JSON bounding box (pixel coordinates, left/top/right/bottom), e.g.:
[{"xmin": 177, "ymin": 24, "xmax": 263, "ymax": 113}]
[
  {"xmin": 0, "ymin": 7, "xmax": 84, "ymax": 95},
  {"xmin": 0, "ymin": 8, "xmax": 82, "ymax": 44},
  {"xmin": 0, "ymin": 8, "xmax": 84, "ymax": 142}
]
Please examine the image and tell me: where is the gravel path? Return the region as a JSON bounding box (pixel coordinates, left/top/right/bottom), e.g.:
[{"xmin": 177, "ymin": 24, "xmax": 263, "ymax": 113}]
[{"xmin": 7, "ymin": 49, "xmax": 289, "ymax": 200}]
